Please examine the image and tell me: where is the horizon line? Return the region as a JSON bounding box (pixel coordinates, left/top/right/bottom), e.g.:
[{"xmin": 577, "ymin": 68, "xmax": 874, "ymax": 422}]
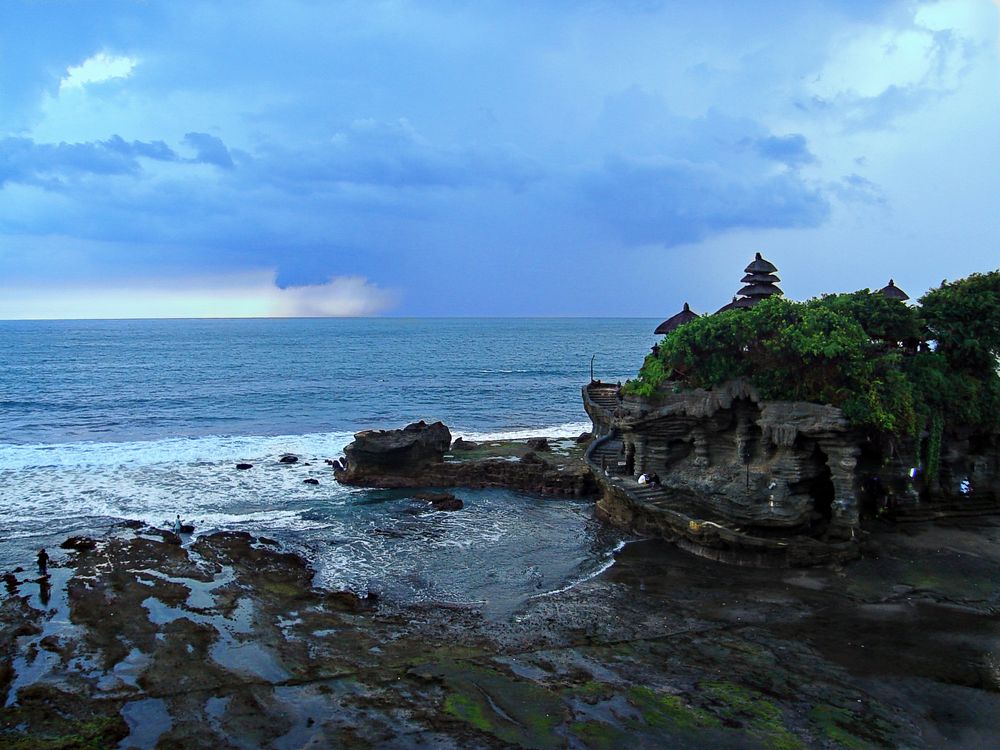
[{"xmin": 0, "ymin": 315, "xmax": 663, "ymax": 322}]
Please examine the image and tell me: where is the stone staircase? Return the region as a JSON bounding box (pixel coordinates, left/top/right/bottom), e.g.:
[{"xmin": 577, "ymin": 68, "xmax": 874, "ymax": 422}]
[{"xmin": 586, "ymin": 384, "xmax": 621, "ymax": 414}]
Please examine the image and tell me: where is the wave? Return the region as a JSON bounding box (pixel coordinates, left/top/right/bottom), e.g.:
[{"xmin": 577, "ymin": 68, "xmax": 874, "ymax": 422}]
[
  {"xmin": 0, "ymin": 419, "xmax": 599, "ymax": 470},
  {"xmin": 0, "ymin": 431, "xmax": 356, "ymax": 471},
  {"xmin": 529, "ymin": 539, "xmax": 628, "ymax": 599}
]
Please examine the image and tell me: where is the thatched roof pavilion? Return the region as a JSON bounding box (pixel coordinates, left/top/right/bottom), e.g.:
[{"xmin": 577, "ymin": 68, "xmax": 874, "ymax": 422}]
[
  {"xmin": 654, "ymin": 302, "xmax": 699, "ymax": 335},
  {"xmin": 879, "ymin": 279, "xmax": 910, "ymax": 301}
]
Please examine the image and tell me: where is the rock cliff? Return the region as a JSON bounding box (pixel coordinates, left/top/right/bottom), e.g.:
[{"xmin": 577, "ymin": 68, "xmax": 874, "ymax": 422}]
[{"xmin": 585, "ymin": 379, "xmax": 1000, "ymax": 541}]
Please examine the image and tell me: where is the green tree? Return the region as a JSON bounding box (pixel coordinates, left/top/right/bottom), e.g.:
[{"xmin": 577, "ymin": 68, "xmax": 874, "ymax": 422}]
[{"xmin": 625, "ymin": 269, "xmax": 999, "ymax": 436}]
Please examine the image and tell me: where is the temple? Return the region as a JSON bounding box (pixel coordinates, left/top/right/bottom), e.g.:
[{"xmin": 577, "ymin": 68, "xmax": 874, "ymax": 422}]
[{"xmin": 588, "ymin": 254, "xmax": 999, "ymax": 567}]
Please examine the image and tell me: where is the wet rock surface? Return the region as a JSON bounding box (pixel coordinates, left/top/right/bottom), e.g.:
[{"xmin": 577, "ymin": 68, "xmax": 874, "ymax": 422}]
[
  {"xmin": 414, "ymin": 492, "xmax": 464, "ymax": 511},
  {"xmin": 1, "ymin": 517, "xmax": 998, "ymax": 748},
  {"xmin": 336, "ymin": 426, "xmax": 599, "ymax": 497}
]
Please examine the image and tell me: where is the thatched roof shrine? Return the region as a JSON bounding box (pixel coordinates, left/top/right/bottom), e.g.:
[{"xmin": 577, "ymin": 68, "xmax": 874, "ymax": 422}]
[
  {"xmin": 654, "ymin": 302, "xmax": 699, "ymax": 334},
  {"xmin": 879, "ymin": 279, "xmax": 910, "ymax": 301}
]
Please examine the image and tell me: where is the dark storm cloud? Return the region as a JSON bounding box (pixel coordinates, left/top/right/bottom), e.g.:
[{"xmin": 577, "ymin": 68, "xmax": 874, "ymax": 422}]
[
  {"xmin": 183, "ymin": 132, "xmax": 235, "ymax": 169},
  {"xmin": 0, "ymin": 136, "xmax": 177, "ymax": 187},
  {"xmin": 753, "ymin": 134, "xmax": 817, "ymax": 167},
  {"xmin": 581, "ymin": 155, "xmax": 829, "ymax": 247}
]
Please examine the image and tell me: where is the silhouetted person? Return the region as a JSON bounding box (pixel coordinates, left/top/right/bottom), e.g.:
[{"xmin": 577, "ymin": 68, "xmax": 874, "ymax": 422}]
[{"xmin": 36, "ymin": 548, "xmax": 49, "ymax": 575}]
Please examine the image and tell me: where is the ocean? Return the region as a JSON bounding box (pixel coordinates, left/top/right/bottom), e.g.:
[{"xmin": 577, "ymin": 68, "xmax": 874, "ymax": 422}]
[{"xmin": 0, "ymin": 318, "xmax": 656, "ymax": 615}]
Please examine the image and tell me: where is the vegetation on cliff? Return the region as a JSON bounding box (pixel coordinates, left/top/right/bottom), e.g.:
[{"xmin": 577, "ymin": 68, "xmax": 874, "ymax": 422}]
[{"xmin": 626, "ymin": 269, "xmax": 1000, "ymax": 436}]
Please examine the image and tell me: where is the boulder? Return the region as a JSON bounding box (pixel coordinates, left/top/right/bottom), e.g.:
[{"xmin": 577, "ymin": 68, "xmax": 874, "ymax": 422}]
[
  {"xmin": 279, "ymin": 454, "xmax": 299, "ymax": 464},
  {"xmin": 576, "ymin": 432, "xmax": 593, "ymax": 444},
  {"xmin": 451, "ymin": 437, "xmax": 478, "ymax": 451},
  {"xmin": 303, "ymin": 478, "xmax": 320, "ymax": 485},
  {"xmin": 338, "ymin": 421, "xmax": 452, "ymax": 481},
  {"xmin": 236, "ymin": 463, "xmax": 253, "ymax": 470},
  {"xmin": 60, "ymin": 537, "xmax": 97, "ymax": 551},
  {"xmin": 526, "ymin": 437, "xmax": 551, "ymax": 452},
  {"xmin": 414, "ymin": 492, "xmax": 464, "ymax": 512}
]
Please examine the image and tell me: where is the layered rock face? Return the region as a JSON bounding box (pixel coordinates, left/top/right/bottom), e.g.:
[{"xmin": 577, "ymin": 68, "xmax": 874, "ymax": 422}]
[
  {"xmin": 586, "ymin": 379, "xmax": 1000, "ymax": 538},
  {"xmin": 587, "ymin": 380, "xmax": 861, "ymax": 537}
]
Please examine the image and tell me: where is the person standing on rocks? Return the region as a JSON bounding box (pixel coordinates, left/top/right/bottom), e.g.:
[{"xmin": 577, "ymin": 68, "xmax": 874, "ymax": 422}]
[{"xmin": 37, "ymin": 548, "xmax": 49, "ymax": 575}]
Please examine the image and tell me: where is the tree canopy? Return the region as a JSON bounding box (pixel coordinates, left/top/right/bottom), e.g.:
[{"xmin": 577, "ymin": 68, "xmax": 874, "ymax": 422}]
[{"xmin": 625, "ymin": 269, "xmax": 1000, "ymax": 436}]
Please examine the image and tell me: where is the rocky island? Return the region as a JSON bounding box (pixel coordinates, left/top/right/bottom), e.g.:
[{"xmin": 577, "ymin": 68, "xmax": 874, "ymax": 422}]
[{"xmin": 583, "ymin": 257, "xmax": 1000, "ymax": 567}]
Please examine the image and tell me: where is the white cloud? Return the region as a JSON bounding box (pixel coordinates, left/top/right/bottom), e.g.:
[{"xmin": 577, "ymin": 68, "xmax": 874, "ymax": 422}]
[
  {"xmin": 269, "ymin": 275, "xmax": 397, "ymax": 317},
  {"xmin": 60, "ymin": 52, "xmax": 138, "ymax": 91},
  {"xmin": 0, "ymin": 271, "xmax": 396, "ymax": 319}
]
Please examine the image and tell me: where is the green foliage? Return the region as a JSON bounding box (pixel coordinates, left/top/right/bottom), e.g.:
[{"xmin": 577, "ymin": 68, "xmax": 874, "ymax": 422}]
[
  {"xmin": 920, "ymin": 269, "xmax": 1000, "ymax": 375},
  {"xmin": 924, "ymin": 414, "xmax": 944, "ymax": 483},
  {"xmin": 626, "ymin": 270, "xmax": 1000, "ymax": 437}
]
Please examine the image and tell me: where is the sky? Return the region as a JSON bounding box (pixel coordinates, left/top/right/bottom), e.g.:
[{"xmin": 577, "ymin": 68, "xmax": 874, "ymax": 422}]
[{"xmin": 0, "ymin": 0, "xmax": 997, "ymax": 319}]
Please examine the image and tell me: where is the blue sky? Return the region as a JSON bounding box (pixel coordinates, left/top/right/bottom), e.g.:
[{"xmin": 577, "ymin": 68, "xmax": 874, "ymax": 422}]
[{"xmin": 0, "ymin": 0, "xmax": 997, "ymax": 318}]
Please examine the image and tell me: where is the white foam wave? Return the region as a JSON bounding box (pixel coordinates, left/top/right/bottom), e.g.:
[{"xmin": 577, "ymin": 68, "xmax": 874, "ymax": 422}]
[
  {"xmin": 455, "ymin": 421, "xmax": 593, "ymax": 443},
  {"xmin": 0, "ymin": 431, "xmax": 356, "ymax": 471},
  {"xmin": 529, "ymin": 539, "xmax": 627, "ymax": 599}
]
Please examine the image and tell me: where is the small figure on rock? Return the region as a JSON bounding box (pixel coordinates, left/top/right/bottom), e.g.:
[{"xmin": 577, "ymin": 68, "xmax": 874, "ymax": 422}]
[
  {"xmin": 173, "ymin": 515, "xmax": 183, "ymax": 534},
  {"xmin": 3, "ymin": 572, "xmax": 18, "ymax": 595},
  {"xmin": 649, "ymin": 472, "xmax": 661, "ymax": 487},
  {"xmin": 36, "ymin": 548, "xmax": 49, "ymax": 575}
]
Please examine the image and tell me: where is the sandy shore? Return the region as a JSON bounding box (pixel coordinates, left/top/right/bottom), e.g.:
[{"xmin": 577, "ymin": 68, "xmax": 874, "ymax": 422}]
[{"xmin": 1, "ymin": 514, "xmax": 998, "ymax": 748}]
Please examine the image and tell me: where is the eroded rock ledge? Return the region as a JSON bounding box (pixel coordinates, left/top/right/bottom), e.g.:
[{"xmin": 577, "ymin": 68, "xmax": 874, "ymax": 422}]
[
  {"xmin": 334, "ymin": 421, "xmax": 598, "ymax": 497},
  {"xmin": 584, "ymin": 378, "xmax": 1000, "ymax": 545}
]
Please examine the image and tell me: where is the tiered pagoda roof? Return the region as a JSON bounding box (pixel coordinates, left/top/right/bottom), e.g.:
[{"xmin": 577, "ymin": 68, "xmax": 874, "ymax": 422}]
[{"xmin": 717, "ymin": 252, "xmax": 782, "ymax": 312}]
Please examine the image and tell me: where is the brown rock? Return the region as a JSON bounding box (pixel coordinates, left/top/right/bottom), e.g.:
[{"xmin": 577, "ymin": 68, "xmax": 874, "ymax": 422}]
[
  {"xmin": 337, "ymin": 421, "xmax": 452, "ymax": 482},
  {"xmin": 526, "ymin": 437, "xmax": 551, "ymax": 452},
  {"xmin": 414, "ymin": 492, "xmax": 464, "ymax": 511}
]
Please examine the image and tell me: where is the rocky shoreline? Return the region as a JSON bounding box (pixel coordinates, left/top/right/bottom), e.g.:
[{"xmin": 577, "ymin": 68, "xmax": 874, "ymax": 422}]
[
  {"xmin": 1, "ymin": 512, "xmax": 998, "ymax": 748},
  {"xmin": 2, "ymin": 425, "xmax": 998, "ymax": 748}
]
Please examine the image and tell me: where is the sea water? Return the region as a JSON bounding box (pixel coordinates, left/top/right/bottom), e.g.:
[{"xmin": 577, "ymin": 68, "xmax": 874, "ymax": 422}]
[{"xmin": 0, "ymin": 318, "xmax": 655, "ymax": 614}]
